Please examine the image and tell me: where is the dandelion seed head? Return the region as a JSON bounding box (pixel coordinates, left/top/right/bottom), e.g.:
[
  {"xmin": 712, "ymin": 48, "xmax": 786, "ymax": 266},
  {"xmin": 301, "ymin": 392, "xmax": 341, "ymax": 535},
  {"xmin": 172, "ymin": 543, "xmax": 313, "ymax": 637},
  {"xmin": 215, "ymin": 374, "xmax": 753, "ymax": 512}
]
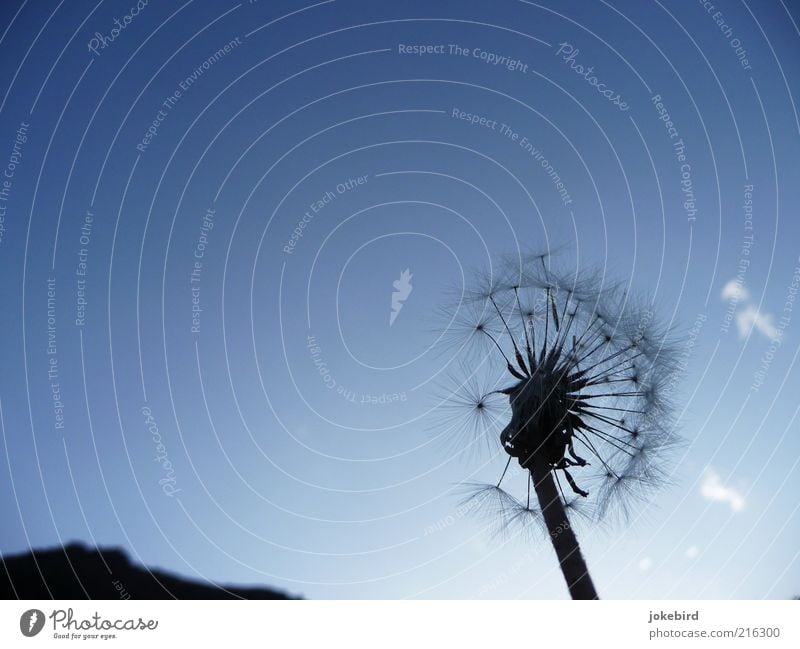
[{"xmin": 440, "ymin": 253, "xmax": 680, "ymax": 528}]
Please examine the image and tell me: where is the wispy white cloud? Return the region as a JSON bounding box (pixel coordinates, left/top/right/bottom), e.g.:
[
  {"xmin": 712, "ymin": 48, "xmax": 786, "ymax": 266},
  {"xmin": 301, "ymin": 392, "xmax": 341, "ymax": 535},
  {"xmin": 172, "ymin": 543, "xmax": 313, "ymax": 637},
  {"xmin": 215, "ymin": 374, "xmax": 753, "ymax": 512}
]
[
  {"xmin": 735, "ymin": 305, "xmax": 778, "ymax": 340},
  {"xmin": 638, "ymin": 557, "xmax": 653, "ymax": 571},
  {"xmin": 721, "ymin": 279, "xmax": 749, "ymax": 303},
  {"xmin": 700, "ymin": 466, "xmax": 745, "ymax": 512},
  {"xmin": 721, "ymin": 280, "xmax": 778, "ymax": 341},
  {"xmin": 685, "ymin": 546, "xmax": 700, "ymax": 559}
]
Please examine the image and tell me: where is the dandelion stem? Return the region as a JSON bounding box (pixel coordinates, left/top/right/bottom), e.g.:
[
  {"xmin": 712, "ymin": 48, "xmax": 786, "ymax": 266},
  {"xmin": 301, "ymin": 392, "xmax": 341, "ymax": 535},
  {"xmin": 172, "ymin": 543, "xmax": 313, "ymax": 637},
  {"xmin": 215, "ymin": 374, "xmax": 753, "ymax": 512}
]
[
  {"xmin": 526, "ymin": 452, "xmax": 599, "ymax": 599},
  {"xmin": 527, "ymin": 473, "xmax": 532, "ymax": 509}
]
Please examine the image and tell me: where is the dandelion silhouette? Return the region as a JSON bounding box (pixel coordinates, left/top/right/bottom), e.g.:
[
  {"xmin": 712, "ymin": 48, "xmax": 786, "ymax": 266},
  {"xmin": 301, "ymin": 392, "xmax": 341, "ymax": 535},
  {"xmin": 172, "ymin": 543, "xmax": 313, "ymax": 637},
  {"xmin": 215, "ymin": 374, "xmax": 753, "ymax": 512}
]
[{"xmin": 439, "ymin": 252, "xmax": 679, "ymax": 599}]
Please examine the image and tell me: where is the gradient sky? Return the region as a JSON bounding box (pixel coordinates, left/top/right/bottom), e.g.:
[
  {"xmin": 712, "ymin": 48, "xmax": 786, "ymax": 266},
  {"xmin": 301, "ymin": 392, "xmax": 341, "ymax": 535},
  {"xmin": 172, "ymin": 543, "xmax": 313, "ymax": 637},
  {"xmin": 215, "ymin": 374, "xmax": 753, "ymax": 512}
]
[{"xmin": 1, "ymin": 0, "xmax": 799, "ymax": 599}]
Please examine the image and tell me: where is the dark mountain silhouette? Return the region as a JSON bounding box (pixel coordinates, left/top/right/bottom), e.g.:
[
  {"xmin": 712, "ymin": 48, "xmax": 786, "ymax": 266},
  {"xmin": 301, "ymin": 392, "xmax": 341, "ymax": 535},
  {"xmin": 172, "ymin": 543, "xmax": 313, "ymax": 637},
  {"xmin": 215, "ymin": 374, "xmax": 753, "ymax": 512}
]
[{"xmin": 0, "ymin": 543, "xmax": 296, "ymax": 599}]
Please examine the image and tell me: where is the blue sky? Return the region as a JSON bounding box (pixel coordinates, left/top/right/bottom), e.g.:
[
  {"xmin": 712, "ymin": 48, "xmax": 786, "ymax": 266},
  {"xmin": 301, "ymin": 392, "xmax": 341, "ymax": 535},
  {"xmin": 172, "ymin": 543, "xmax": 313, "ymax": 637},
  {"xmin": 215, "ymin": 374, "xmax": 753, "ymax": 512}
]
[{"xmin": 1, "ymin": 0, "xmax": 799, "ymax": 599}]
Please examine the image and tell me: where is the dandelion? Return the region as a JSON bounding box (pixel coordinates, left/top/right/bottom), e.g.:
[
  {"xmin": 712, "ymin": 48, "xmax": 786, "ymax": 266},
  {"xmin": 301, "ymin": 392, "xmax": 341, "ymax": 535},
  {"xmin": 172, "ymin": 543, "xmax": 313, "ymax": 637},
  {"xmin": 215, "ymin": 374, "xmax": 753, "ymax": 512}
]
[{"xmin": 438, "ymin": 252, "xmax": 679, "ymax": 599}]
